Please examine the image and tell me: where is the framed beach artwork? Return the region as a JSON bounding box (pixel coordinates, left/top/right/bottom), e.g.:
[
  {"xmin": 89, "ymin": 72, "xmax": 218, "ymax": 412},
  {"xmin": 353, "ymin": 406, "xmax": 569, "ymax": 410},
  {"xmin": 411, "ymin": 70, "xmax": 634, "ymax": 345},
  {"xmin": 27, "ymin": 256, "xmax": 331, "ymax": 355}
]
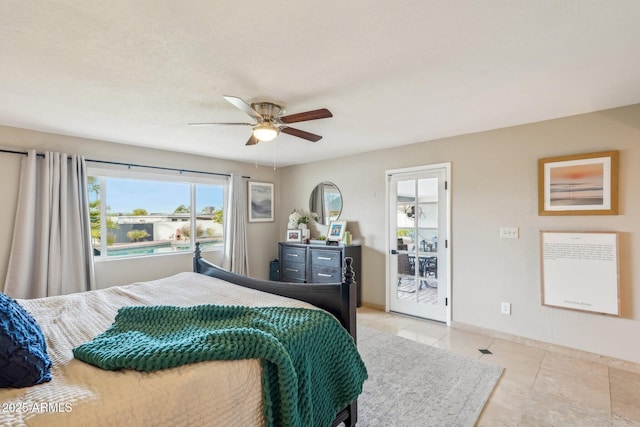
[
  {"xmin": 538, "ymin": 151, "xmax": 618, "ymax": 216},
  {"xmin": 248, "ymin": 181, "xmax": 274, "ymax": 222}
]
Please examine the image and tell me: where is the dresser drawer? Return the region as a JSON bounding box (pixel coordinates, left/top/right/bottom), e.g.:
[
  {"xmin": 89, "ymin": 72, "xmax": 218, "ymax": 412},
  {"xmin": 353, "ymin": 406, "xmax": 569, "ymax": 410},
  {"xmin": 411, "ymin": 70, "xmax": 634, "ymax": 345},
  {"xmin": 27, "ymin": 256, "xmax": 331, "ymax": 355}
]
[
  {"xmin": 309, "ymin": 249, "xmax": 341, "ymax": 268},
  {"xmin": 280, "ymin": 261, "xmax": 306, "ymax": 282},
  {"xmin": 310, "ymin": 265, "xmax": 343, "ymax": 283},
  {"xmin": 281, "ymin": 246, "xmax": 306, "ymax": 263}
]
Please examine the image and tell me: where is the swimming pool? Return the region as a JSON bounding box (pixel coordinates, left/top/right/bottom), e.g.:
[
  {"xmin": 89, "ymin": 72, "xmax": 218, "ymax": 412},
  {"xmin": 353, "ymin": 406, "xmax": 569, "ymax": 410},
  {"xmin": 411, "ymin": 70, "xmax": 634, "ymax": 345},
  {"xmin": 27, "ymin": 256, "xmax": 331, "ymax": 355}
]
[{"xmin": 95, "ymin": 240, "xmax": 222, "ymax": 257}]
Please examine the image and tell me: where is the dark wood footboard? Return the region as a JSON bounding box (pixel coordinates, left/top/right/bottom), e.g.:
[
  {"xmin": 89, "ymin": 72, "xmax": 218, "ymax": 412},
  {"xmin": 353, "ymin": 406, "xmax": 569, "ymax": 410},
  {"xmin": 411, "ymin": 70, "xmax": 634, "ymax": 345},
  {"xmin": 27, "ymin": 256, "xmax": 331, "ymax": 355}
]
[{"xmin": 193, "ymin": 243, "xmax": 359, "ymax": 426}]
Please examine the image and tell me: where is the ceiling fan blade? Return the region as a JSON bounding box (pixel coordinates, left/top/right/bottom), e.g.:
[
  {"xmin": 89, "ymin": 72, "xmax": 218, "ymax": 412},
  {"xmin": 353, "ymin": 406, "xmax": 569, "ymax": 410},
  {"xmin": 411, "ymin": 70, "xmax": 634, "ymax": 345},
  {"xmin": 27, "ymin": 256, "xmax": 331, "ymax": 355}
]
[
  {"xmin": 245, "ymin": 134, "xmax": 259, "ymax": 145},
  {"xmin": 280, "ymin": 108, "xmax": 332, "ymax": 124},
  {"xmin": 223, "ymin": 95, "xmax": 263, "ymax": 121},
  {"xmin": 188, "ymin": 122, "xmax": 252, "ymax": 126},
  {"xmin": 281, "ymin": 127, "xmax": 323, "ymax": 142}
]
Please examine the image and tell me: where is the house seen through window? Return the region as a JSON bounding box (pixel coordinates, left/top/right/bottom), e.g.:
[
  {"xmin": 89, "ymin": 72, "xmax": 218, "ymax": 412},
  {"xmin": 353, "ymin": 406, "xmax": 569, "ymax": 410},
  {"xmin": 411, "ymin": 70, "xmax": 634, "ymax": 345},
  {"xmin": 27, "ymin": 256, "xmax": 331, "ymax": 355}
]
[{"xmin": 88, "ymin": 171, "xmax": 227, "ymax": 259}]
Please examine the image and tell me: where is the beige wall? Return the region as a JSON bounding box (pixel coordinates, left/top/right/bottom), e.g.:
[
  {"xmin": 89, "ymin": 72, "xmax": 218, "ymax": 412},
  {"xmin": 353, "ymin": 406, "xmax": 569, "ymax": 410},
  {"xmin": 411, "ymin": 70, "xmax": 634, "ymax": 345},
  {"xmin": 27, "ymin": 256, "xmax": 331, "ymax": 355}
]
[
  {"xmin": 1, "ymin": 104, "xmax": 639, "ymax": 364},
  {"xmin": 0, "ymin": 126, "xmax": 281, "ymax": 288},
  {"xmin": 279, "ymin": 104, "xmax": 640, "ymax": 363}
]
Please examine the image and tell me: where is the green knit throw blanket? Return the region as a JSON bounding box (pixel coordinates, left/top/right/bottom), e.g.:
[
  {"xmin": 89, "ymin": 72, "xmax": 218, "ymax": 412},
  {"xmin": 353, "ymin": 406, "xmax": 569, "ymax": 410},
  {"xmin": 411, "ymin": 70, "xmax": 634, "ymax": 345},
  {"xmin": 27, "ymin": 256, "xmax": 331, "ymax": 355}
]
[{"xmin": 73, "ymin": 305, "xmax": 368, "ymax": 427}]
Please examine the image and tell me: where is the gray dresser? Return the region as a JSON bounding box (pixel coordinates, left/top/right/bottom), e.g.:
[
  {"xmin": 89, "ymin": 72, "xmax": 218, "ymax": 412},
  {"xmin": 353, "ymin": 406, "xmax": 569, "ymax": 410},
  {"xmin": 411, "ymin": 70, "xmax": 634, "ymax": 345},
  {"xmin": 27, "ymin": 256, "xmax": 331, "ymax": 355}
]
[{"xmin": 278, "ymin": 242, "xmax": 362, "ymax": 306}]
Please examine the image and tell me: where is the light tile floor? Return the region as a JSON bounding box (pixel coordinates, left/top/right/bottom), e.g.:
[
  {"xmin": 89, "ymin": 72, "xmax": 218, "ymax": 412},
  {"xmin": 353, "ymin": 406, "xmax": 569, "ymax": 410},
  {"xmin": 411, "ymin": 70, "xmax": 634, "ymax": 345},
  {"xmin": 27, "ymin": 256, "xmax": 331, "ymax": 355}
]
[{"xmin": 357, "ymin": 307, "xmax": 640, "ymax": 426}]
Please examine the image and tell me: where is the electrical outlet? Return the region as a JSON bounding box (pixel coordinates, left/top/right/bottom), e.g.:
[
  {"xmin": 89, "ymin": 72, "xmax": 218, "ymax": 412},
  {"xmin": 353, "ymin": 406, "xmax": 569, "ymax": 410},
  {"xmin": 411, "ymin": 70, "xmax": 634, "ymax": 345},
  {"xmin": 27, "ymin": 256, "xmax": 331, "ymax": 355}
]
[
  {"xmin": 501, "ymin": 302, "xmax": 511, "ymax": 315},
  {"xmin": 500, "ymin": 227, "xmax": 519, "ymax": 239}
]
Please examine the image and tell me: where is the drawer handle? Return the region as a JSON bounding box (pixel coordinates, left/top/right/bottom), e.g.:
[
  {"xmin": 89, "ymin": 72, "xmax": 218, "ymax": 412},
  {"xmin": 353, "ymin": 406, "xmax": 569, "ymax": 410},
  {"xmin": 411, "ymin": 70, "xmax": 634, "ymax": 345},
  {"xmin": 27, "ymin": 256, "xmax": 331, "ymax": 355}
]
[
  {"xmin": 317, "ymin": 256, "xmax": 332, "ymax": 260},
  {"xmin": 285, "ymin": 268, "xmax": 299, "ymax": 272},
  {"xmin": 287, "ymin": 253, "xmax": 299, "ymax": 257},
  {"xmin": 317, "ymin": 273, "xmax": 333, "ymax": 277}
]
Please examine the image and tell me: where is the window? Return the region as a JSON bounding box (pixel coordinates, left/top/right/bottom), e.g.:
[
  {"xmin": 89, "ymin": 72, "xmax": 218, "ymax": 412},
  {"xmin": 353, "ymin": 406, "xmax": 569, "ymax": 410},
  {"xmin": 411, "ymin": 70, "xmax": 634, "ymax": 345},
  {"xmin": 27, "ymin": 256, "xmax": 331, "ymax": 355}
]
[{"xmin": 88, "ymin": 167, "xmax": 227, "ymax": 259}]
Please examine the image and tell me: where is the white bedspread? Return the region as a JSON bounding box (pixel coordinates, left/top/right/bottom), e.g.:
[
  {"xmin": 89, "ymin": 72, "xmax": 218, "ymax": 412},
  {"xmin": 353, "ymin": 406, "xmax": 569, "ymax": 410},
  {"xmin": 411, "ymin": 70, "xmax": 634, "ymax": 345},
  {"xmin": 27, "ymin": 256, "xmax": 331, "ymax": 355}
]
[{"xmin": 0, "ymin": 272, "xmax": 317, "ymax": 427}]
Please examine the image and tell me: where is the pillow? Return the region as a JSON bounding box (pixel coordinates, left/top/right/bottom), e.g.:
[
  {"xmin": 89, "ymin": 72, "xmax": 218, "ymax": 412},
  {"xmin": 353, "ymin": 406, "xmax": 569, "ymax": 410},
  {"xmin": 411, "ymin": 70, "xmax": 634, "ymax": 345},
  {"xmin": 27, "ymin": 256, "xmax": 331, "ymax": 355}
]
[{"xmin": 0, "ymin": 292, "xmax": 52, "ymax": 388}]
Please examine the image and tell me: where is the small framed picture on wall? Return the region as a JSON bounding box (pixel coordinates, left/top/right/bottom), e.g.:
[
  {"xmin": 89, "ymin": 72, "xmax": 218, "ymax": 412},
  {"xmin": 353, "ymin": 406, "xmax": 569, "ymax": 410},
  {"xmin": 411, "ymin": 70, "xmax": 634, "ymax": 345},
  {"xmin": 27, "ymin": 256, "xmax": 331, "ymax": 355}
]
[{"xmin": 248, "ymin": 181, "xmax": 274, "ymax": 222}]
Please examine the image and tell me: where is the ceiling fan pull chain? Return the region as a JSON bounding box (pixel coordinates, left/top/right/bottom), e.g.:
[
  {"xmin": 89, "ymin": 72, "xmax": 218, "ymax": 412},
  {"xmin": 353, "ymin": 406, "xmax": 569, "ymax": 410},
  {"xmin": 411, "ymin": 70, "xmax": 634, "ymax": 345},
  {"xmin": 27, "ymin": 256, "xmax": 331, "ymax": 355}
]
[{"xmin": 272, "ymin": 139, "xmax": 277, "ymax": 170}]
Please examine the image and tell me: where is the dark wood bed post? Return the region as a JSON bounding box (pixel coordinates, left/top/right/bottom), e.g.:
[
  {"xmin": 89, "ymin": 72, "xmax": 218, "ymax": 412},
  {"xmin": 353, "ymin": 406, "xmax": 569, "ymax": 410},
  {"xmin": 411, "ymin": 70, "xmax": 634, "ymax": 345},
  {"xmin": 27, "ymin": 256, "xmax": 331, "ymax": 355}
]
[
  {"xmin": 339, "ymin": 257, "xmax": 358, "ymax": 427},
  {"xmin": 342, "ymin": 257, "xmax": 357, "ymax": 342},
  {"xmin": 193, "ymin": 242, "xmax": 202, "ymax": 273},
  {"xmin": 193, "ymin": 243, "xmax": 358, "ymax": 427}
]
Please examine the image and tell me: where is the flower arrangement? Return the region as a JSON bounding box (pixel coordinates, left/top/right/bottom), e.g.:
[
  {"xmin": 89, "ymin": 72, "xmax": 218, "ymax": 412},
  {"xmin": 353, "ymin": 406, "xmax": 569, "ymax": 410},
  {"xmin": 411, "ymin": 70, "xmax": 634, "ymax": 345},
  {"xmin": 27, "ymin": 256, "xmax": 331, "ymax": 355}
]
[{"xmin": 288, "ymin": 209, "xmax": 319, "ymax": 229}]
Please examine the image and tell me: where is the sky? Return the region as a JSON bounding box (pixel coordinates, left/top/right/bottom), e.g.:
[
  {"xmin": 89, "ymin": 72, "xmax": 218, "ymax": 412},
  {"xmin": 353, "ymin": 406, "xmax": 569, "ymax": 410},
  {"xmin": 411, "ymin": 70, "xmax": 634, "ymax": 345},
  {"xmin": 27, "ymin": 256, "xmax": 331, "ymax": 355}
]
[{"xmin": 91, "ymin": 178, "xmax": 224, "ymax": 214}]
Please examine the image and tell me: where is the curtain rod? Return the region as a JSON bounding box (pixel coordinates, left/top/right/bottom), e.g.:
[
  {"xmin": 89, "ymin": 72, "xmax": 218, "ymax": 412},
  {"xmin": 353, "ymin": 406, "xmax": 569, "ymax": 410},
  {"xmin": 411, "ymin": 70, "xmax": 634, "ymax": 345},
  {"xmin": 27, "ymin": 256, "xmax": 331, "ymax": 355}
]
[{"xmin": 0, "ymin": 148, "xmax": 250, "ymax": 179}]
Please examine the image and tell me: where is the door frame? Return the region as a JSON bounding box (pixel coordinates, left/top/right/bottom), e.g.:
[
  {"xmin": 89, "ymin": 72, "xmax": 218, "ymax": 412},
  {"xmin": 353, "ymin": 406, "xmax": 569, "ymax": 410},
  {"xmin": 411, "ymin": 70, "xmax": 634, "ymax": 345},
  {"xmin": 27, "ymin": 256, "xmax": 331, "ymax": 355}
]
[{"xmin": 384, "ymin": 163, "xmax": 452, "ymax": 325}]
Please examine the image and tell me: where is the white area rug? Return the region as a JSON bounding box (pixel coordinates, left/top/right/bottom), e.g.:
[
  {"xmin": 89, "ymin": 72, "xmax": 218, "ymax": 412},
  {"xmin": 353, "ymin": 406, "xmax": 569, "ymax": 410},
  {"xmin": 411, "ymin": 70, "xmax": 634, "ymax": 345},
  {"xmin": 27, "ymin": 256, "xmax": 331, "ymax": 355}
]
[{"xmin": 355, "ymin": 325, "xmax": 503, "ymax": 427}]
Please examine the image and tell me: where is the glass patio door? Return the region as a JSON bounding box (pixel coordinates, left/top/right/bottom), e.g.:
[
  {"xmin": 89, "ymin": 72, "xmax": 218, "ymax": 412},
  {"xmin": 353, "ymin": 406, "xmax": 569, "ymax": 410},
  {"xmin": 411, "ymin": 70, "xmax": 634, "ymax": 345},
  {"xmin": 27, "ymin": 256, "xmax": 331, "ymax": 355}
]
[{"xmin": 387, "ymin": 165, "xmax": 449, "ymax": 322}]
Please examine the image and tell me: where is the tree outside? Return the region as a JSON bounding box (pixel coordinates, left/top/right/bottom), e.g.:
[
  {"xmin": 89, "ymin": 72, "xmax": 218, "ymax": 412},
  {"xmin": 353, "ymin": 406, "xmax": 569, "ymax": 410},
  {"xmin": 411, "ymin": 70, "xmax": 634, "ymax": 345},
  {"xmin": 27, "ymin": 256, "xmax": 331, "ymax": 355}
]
[
  {"xmin": 212, "ymin": 209, "xmax": 223, "ymax": 224},
  {"xmin": 127, "ymin": 229, "xmax": 150, "ymax": 242},
  {"xmin": 88, "ymin": 176, "xmax": 118, "ymax": 245},
  {"xmin": 174, "ymin": 204, "xmax": 190, "ymax": 214}
]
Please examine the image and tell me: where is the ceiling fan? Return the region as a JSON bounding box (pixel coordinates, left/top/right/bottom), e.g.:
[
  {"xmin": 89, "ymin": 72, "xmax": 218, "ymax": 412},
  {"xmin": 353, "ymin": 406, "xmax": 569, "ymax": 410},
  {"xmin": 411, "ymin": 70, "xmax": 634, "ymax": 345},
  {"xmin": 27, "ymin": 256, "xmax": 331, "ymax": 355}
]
[{"xmin": 189, "ymin": 95, "xmax": 333, "ymax": 145}]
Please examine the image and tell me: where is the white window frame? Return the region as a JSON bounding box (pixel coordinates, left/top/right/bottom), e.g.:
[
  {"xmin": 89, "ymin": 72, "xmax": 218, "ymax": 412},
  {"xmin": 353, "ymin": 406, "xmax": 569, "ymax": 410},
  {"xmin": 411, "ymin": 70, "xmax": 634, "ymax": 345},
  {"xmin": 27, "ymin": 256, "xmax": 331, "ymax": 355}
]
[{"xmin": 88, "ymin": 164, "xmax": 228, "ymax": 260}]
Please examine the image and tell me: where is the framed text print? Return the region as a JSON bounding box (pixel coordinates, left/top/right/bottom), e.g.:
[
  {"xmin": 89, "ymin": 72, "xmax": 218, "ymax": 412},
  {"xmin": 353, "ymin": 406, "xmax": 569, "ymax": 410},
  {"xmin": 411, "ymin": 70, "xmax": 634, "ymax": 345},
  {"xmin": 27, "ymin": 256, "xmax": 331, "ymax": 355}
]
[{"xmin": 540, "ymin": 231, "xmax": 620, "ymax": 316}]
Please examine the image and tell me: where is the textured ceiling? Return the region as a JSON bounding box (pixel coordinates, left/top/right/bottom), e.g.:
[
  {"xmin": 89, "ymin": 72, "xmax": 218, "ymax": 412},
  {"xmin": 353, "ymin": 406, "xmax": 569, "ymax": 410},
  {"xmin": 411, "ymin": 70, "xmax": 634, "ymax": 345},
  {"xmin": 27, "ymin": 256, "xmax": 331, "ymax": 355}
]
[{"xmin": 1, "ymin": 1, "xmax": 639, "ymax": 167}]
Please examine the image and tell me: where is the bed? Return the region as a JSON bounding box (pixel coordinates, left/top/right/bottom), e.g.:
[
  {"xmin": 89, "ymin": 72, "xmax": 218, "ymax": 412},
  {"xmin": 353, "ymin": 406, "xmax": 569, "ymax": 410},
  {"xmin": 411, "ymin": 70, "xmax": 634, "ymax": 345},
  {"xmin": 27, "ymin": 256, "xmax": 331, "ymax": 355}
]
[{"xmin": 0, "ymin": 245, "xmax": 363, "ymax": 426}]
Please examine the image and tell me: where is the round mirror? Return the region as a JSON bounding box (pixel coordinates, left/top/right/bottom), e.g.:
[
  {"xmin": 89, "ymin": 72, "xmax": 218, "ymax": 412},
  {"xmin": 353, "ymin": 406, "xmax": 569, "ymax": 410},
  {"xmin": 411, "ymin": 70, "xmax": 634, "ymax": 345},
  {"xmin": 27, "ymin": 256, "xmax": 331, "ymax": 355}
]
[{"xmin": 309, "ymin": 182, "xmax": 342, "ymax": 225}]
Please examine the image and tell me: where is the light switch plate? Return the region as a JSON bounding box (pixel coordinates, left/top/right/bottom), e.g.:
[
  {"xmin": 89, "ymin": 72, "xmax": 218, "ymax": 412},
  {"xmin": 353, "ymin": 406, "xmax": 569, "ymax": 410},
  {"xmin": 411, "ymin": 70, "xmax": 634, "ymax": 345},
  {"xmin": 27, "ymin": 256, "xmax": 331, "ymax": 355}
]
[{"xmin": 500, "ymin": 227, "xmax": 519, "ymax": 239}]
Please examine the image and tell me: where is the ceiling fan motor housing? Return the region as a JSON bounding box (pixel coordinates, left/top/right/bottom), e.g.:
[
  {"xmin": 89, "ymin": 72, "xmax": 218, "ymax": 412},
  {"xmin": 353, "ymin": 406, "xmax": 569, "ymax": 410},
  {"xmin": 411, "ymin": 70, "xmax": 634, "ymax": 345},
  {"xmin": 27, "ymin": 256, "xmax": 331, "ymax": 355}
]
[{"xmin": 251, "ymin": 102, "xmax": 285, "ymax": 120}]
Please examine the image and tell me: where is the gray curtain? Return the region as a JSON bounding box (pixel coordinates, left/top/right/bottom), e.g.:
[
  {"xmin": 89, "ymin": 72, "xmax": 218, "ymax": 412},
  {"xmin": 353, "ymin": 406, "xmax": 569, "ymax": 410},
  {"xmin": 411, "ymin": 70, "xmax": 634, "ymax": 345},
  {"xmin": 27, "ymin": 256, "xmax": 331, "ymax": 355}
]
[
  {"xmin": 222, "ymin": 173, "xmax": 249, "ymax": 275},
  {"xmin": 310, "ymin": 184, "xmax": 325, "ymax": 223},
  {"xmin": 4, "ymin": 150, "xmax": 95, "ymax": 298}
]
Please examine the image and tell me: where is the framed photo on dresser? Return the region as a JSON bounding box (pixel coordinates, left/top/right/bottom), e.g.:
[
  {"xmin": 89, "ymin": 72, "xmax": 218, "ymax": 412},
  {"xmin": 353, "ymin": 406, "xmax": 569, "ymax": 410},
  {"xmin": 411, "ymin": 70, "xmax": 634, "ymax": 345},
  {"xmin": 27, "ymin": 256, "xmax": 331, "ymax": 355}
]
[
  {"xmin": 326, "ymin": 220, "xmax": 347, "ymax": 242},
  {"xmin": 286, "ymin": 229, "xmax": 302, "ymax": 242}
]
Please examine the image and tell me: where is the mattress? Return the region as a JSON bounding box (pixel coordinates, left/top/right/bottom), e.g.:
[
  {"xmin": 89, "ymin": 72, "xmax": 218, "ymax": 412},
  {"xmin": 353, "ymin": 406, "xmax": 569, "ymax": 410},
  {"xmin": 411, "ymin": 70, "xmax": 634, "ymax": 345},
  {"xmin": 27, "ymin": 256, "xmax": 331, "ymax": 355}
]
[{"xmin": 0, "ymin": 272, "xmax": 317, "ymax": 426}]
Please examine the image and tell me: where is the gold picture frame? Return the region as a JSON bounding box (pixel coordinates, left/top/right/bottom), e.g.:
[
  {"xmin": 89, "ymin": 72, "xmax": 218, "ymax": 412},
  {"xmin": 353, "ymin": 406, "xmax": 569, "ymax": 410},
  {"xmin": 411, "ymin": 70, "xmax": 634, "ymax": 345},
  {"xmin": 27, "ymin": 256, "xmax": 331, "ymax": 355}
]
[{"xmin": 538, "ymin": 150, "xmax": 618, "ymax": 216}]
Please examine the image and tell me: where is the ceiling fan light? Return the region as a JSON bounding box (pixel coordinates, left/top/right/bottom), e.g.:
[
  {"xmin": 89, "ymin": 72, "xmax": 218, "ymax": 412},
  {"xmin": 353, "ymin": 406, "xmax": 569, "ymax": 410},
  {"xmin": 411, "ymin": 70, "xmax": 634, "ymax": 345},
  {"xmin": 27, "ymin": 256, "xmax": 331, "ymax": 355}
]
[{"xmin": 252, "ymin": 123, "xmax": 279, "ymax": 141}]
